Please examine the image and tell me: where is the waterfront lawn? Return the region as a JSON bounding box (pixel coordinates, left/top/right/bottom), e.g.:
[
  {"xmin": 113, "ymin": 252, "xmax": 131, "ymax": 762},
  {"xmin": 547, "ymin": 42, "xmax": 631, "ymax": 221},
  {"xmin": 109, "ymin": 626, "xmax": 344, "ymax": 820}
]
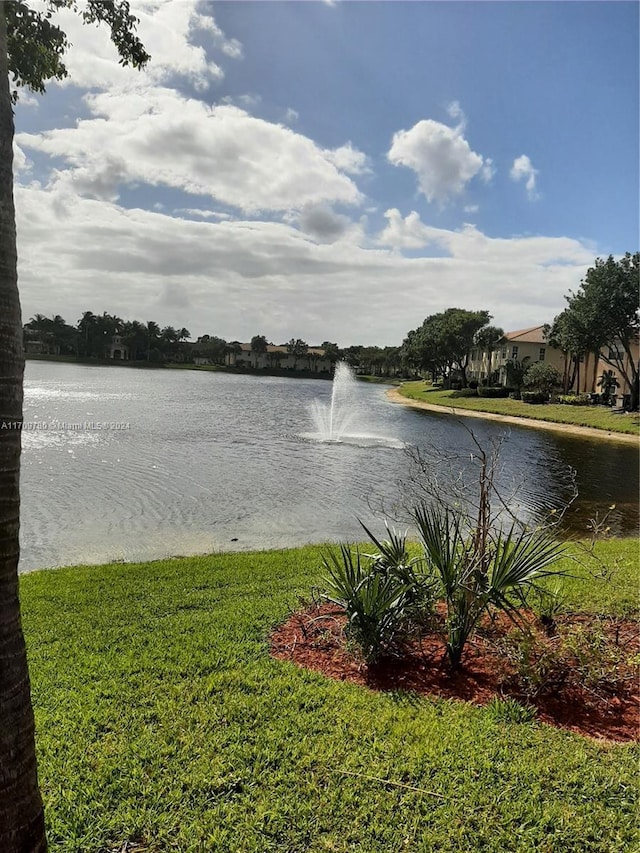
[
  {"xmin": 21, "ymin": 541, "xmax": 639, "ymax": 853},
  {"xmin": 399, "ymin": 382, "xmax": 640, "ymax": 436}
]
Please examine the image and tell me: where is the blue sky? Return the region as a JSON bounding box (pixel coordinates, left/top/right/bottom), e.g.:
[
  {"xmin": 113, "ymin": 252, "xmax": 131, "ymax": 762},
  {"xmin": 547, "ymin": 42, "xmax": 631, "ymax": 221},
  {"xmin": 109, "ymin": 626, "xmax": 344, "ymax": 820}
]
[{"xmin": 13, "ymin": 1, "xmax": 639, "ymax": 346}]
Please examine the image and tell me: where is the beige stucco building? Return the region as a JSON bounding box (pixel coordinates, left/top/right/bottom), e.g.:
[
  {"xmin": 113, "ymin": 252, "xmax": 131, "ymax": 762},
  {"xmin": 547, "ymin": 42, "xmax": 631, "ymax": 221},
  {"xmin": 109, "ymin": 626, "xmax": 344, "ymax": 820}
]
[
  {"xmin": 468, "ymin": 325, "xmax": 564, "ymax": 384},
  {"xmin": 226, "ymin": 344, "xmax": 332, "ymax": 373},
  {"xmin": 469, "ymin": 324, "xmax": 638, "ymax": 401}
]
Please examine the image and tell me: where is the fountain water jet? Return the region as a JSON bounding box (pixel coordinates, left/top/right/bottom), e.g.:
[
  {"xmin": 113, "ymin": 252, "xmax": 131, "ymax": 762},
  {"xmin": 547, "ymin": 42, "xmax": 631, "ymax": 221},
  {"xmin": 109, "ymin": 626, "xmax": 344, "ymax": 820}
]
[{"xmin": 305, "ymin": 362, "xmax": 404, "ymax": 447}]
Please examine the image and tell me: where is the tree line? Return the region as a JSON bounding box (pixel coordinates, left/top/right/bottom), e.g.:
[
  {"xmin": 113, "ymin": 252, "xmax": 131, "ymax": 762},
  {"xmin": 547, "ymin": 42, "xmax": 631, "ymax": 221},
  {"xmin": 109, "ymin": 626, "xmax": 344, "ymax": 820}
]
[
  {"xmin": 24, "ymin": 314, "xmax": 415, "ymax": 376},
  {"xmin": 25, "ymin": 312, "xmax": 191, "ymax": 361}
]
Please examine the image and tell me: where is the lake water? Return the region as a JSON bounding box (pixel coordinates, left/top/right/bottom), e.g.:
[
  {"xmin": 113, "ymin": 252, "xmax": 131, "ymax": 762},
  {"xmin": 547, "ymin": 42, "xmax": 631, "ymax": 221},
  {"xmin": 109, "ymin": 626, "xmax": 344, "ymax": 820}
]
[{"xmin": 19, "ymin": 361, "xmax": 639, "ymax": 572}]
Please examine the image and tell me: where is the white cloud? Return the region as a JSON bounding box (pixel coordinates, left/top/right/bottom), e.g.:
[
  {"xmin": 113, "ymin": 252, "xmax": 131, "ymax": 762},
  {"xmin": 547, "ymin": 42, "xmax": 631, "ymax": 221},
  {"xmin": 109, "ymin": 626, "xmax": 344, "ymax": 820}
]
[
  {"xmin": 446, "ymin": 100, "xmax": 466, "ymax": 130},
  {"xmin": 32, "ymin": 0, "xmax": 238, "ymax": 92},
  {"xmin": 480, "ymin": 157, "xmax": 495, "ymax": 184},
  {"xmin": 464, "ymin": 204, "xmax": 479, "ymax": 214},
  {"xmin": 324, "ymin": 142, "xmax": 371, "ymax": 175},
  {"xmin": 15, "ymin": 185, "xmax": 594, "ymax": 346},
  {"xmin": 18, "ymin": 94, "xmax": 363, "ymax": 213},
  {"xmin": 174, "ymin": 209, "xmax": 234, "ymax": 221},
  {"xmin": 13, "ymin": 142, "xmax": 30, "ymax": 173},
  {"xmin": 222, "ymin": 93, "xmax": 261, "ymax": 109},
  {"xmin": 510, "ymin": 154, "xmax": 539, "ymax": 200},
  {"xmin": 378, "ymin": 209, "xmax": 434, "ymax": 250},
  {"xmin": 284, "ymin": 107, "xmax": 299, "ymax": 124},
  {"xmin": 388, "ymin": 118, "xmax": 489, "ymax": 204}
]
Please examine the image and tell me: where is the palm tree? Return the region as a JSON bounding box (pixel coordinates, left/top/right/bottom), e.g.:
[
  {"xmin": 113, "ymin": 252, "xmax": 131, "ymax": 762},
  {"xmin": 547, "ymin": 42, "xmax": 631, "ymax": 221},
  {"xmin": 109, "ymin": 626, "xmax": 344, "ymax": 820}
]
[
  {"xmin": 123, "ymin": 320, "xmax": 146, "ymax": 361},
  {"xmin": 0, "ymin": 7, "xmax": 148, "ymax": 849},
  {"xmin": 474, "ymin": 325, "xmax": 504, "ymax": 379},
  {"xmin": 145, "ymin": 320, "xmax": 161, "ymax": 361},
  {"xmin": 77, "ymin": 310, "xmax": 97, "ymax": 357},
  {"xmin": 597, "ymin": 369, "xmax": 620, "ymax": 406},
  {"xmin": 0, "ymin": 14, "xmax": 47, "ymax": 849}
]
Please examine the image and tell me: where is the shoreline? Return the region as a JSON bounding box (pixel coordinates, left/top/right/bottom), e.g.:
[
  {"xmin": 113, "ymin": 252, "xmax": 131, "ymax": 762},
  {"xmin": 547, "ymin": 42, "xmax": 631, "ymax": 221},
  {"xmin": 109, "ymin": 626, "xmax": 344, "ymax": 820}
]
[{"xmin": 386, "ymin": 388, "xmax": 640, "ymax": 445}]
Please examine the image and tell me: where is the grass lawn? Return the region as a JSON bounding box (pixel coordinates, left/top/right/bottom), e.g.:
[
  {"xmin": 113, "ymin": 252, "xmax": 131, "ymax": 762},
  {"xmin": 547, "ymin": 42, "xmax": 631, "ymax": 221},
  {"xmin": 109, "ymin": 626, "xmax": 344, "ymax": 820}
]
[
  {"xmin": 398, "ymin": 382, "xmax": 640, "ymax": 436},
  {"xmin": 21, "ymin": 540, "xmax": 638, "ymax": 853}
]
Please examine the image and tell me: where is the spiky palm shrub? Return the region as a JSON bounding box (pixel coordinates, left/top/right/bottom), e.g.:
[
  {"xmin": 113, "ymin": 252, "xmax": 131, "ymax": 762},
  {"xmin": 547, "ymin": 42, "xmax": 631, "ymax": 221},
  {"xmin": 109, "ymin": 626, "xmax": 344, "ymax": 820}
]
[
  {"xmin": 360, "ymin": 521, "xmax": 437, "ymax": 625},
  {"xmin": 413, "ymin": 504, "xmax": 566, "ymax": 669},
  {"xmin": 323, "ymin": 539, "xmax": 415, "ymax": 664}
]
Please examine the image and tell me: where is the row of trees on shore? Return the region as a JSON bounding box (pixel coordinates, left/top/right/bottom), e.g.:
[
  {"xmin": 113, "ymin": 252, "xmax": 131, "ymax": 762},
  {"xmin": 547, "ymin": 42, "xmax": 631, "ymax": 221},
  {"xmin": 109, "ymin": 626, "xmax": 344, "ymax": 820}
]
[
  {"xmin": 400, "ymin": 254, "xmax": 639, "ymax": 409},
  {"xmin": 24, "ymin": 312, "xmax": 191, "ymax": 362},
  {"xmin": 24, "ymin": 314, "xmax": 415, "ymax": 376}
]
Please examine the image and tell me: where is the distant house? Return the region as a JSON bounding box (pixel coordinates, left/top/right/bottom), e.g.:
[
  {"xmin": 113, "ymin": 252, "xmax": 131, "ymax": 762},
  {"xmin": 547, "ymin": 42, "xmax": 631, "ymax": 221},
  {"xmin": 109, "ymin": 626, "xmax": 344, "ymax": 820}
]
[
  {"xmin": 469, "ymin": 324, "xmax": 639, "ymax": 400},
  {"xmin": 226, "ymin": 343, "xmax": 332, "ymax": 373},
  {"xmin": 23, "ymin": 329, "xmax": 60, "ymax": 356},
  {"xmin": 107, "ymin": 335, "xmax": 129, "ymax": 360},
  {"xmin": 468, "ymin": 325, "xmax": 565, "ymax": 385}
]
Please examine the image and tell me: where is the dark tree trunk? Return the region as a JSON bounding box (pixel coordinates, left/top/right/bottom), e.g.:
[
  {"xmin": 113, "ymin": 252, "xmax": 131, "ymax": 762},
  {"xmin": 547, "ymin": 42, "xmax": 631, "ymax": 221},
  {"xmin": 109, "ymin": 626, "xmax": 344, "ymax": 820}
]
[{"xmin": 0, "ymin": 10, "xmax": 47, "ymax": 852}]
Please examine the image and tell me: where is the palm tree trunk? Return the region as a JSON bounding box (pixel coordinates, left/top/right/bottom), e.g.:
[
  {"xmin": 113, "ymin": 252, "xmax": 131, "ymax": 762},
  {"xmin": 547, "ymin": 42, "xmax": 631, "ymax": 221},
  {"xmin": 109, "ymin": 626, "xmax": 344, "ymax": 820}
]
[
  {"xmin": 591, "ymin": 350, "xmax": 599, "ymax": 394},
  {"xmin": 0, "ymin": 10, "xmax": 47, "ymax": 851}
]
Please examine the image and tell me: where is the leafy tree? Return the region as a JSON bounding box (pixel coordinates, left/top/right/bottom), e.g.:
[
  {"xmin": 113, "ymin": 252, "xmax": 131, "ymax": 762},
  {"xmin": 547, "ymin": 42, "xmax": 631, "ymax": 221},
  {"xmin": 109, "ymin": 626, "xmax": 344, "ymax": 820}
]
[
  {"xmin": 0, "ymin": 5, "xmax": 148, "ymax": 850},
  {"xmin": 548, "ymin": 307, "xmax": 599, "ymax": 394},
  {"xmin": 558, "ymin": 253, "xmax": 639, "ymax": 408},
  {"xmin": 403, "ymin": 308, "xmax": 492, "ymax": 386},
  {"xmin": 341, "ymin": 344, "xmax": 363, "ymax": 369},
  {"xmin": 523, "ymin": 362, "xmax": 562, "ymax": 395},
  {"xmin": 286, "ymin": 338, "xmax": 308, "ymax": 369},
  {"xmin": 194, "ymin": 335, "xmax": 228, "ymax": 365},
  {"xmin": 320, "ymin": 341, "xmax": 340, "ymax": 367},
  {"xmin": 250, "ymin": 334, "xmax": 268, "ymax": 366},
  {"xmin": 473, "ymin": 324, "xmax": 504, "ymax": 375},
  {"xmin": 225, "ymin": 340, "xmax": 243, "ymax": 366}
]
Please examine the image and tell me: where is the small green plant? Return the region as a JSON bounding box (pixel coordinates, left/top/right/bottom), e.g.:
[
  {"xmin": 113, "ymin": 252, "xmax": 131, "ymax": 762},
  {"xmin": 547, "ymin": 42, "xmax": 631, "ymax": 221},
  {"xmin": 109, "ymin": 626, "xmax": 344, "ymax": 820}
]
[
  {"xmin": 360, "ymin": 521, "xmax": 437, "ymax": 622},
  {"xmin": 564, "ymin": 621, "xmax": 626, "ymax": 691},
  {"xmin": 476, "ymin": 386, "xmax": 510, "ymax": 398},
  {"xmin": 486, "ymin": 696, "xmax": 536, "ymax": 724},
  {"xmin": 499, "ymin": 630, "xmax": 568, "ymax": 698},
  {"xmin": 531, "ymin": 579, "xmax": 568, "ymax": 631},
  {"xmin": 322, "ymin": 544, "xmax": 412, "ymax": 663},
  {"xmin": 501, "ymin": 618, "xmax": 630, "ymax": 701},
  {"xmin": 413, "ymin": 505, "xmax": 566, "ymax": 668},
  {"xmin": 521, "ymin": 390, "xmax": 549, "ymax": 404},
  {"xmin": 556, "ymin": 393, "xmax": 591, "ymax": 406}
]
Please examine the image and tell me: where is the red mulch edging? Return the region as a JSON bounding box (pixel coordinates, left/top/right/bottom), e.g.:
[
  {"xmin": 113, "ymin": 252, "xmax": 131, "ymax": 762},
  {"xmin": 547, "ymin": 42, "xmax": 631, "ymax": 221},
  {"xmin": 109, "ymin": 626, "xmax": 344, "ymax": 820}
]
[{"xmin": 270, "ymin": 604, "xmax": 639, "ymax": 743}]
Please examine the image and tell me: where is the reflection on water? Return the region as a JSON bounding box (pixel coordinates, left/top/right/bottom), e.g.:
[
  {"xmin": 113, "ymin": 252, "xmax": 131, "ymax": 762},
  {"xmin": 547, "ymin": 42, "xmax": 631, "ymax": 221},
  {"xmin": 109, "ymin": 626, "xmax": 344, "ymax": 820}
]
[{"xmin": 19, "ymin": 362, "xmax": 639, "ymax": 572}]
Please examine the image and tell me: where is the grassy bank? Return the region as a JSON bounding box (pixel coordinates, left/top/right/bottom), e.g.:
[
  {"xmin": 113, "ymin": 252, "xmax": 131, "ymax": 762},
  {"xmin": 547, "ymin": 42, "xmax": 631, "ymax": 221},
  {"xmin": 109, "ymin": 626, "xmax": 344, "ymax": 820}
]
[
  {"xmin": 398, "ymin": 382, "xmax": 640, "ymax": 436},
  {"xmin": 21, "ymin": 540, "xmax": 638, "ymax": 852}
]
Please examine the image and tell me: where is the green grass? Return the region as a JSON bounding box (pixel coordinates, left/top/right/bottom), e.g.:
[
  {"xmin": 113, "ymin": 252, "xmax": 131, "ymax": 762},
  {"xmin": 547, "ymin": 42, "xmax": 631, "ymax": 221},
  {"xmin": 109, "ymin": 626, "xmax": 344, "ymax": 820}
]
[
  {"xmin": 398, "ymin": 383, "xmax": 640, "ymax": 436},
  {"xmin": 20, "ymin": 540, "xmax": 639, "ymax": 852}
]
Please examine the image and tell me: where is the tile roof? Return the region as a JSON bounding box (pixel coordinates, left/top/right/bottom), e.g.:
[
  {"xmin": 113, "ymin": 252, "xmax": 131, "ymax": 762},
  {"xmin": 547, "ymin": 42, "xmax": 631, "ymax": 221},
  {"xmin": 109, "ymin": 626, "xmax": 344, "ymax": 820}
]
[{"xmin": 502, "ymin": 325, "xmax": 548, "ymax": 344}]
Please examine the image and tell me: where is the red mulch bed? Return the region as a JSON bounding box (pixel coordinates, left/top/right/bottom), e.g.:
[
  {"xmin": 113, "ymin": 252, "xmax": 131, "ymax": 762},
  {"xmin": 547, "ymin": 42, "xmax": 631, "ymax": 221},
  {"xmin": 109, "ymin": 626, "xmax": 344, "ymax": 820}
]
[{"xmin": 270, "ymin": 604, "xmax": 639, "ymax": 743}]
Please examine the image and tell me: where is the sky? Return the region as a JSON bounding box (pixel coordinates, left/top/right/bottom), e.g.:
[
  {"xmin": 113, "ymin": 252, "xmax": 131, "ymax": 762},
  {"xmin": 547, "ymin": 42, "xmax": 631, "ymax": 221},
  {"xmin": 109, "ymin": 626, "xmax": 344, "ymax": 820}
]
[{"xmin": 13, "ymin": 0, "xmax": 639, "ymax": 347}]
